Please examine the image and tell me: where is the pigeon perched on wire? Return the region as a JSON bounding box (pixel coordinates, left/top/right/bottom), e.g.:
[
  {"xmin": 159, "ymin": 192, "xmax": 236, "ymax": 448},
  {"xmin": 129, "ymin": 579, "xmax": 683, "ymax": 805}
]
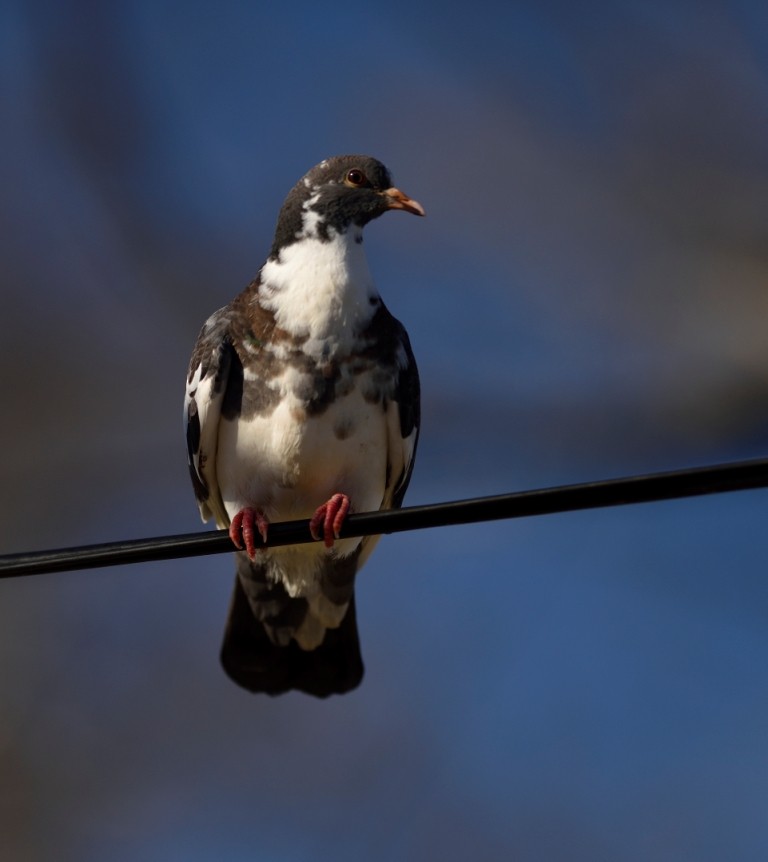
[{"xmin": 185, "ymin": 155, "xmax": 422, "ymax": 696}]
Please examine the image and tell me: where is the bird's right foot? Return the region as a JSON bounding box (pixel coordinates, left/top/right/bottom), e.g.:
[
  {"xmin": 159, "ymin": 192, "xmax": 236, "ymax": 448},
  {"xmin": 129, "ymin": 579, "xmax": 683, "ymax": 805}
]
[{"xmin": 229, "ymin": 508, "xmax": 269, "ymax": 559}]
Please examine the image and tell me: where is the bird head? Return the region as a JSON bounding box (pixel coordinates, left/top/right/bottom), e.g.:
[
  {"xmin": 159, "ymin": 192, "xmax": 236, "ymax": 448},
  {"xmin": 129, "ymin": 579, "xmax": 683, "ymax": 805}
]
[{"xmin": 270, "ymin": 155, "xmax": 424, "ymax": 258}]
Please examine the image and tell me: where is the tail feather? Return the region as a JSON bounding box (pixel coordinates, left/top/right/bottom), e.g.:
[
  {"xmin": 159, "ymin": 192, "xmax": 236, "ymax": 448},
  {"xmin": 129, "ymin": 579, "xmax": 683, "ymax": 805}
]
[{"xmin": 220, "ymin": 575, "xmax": 364, "ymax": 697}]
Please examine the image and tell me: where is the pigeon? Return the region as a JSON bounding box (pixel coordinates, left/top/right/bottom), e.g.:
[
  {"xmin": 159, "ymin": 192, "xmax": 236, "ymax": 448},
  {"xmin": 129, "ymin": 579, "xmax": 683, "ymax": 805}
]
[{"xmin": 184, "ymin": 155, "xmax": 423, "ymax": 697}]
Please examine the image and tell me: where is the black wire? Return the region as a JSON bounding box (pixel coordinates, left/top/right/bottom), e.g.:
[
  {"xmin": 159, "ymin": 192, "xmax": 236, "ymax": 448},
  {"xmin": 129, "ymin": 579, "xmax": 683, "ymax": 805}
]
[{"xmin": 2, "ymin": 457, "xmax": 767, "ymax": 579}]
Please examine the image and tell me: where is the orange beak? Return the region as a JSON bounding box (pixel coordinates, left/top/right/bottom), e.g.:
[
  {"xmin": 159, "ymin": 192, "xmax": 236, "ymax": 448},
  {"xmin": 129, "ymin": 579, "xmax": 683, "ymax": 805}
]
[{"xmin": 382, "ymin": 187, "xmax": 426, "ymax": 217}]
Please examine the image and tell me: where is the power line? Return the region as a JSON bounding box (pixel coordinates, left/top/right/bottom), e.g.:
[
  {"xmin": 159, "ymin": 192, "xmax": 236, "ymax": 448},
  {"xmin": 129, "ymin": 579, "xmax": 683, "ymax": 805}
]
[{"xmin": 2, "ymin": 457, "xmax": 767, "ymax": 580}]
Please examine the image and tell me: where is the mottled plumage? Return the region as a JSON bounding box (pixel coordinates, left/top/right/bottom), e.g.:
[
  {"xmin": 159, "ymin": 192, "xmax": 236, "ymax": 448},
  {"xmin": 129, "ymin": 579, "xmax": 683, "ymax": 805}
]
[{"xmin": 184, "ymin": 155, "xmax": 422, "ymax": 697}]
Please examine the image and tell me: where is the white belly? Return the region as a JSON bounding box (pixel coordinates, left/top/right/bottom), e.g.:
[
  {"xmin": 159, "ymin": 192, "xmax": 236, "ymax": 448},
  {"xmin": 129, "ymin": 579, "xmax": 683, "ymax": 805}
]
[{"xmin": 216, "ymin": 384, "xmax": 387, "ymax": 589}]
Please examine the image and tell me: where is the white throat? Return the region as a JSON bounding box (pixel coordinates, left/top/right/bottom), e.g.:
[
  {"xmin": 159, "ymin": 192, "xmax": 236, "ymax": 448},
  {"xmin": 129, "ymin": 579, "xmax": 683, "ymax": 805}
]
[{"xmin": 259, "ymin": 226, "xmax": 378, "ymax": 355}]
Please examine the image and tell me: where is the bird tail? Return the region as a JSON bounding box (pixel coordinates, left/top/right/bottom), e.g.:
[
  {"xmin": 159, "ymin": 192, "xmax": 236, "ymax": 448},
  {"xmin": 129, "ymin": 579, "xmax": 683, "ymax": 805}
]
[{"xmin": 220, "ymin": 568, "xmax": 364, "ymax": 698}]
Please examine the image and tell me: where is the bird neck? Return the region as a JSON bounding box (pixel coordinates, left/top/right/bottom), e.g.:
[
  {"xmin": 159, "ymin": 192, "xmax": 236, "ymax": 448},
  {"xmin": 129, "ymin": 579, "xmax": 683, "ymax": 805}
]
[{"xmin": 258, "ymin": 228, "xmax": 379, "ymax": 355}]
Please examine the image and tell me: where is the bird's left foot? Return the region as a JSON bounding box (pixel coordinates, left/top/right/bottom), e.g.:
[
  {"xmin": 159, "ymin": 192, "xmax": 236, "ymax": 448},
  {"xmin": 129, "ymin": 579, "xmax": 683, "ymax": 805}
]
[{"xmin": 309, "ymin": 493, "xmax": 351, "ymax": 548}]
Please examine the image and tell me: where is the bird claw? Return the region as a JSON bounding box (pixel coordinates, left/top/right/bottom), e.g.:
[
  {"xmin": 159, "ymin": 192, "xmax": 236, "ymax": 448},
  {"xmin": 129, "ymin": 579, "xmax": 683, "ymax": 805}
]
[
  {"xmin": 230, "ymin": 508, "xmax": 269, "ymax": 558},
  {"xmin": 309, "ymin": 493, "xmax": 351, "ymax": 548}
]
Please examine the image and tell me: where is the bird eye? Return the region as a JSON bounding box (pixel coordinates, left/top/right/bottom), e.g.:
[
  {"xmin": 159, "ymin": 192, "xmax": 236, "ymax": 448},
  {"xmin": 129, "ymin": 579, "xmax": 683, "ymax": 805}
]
[{"xmin": 345, "ymin": 169, "xmax": 366, "ymax": 187}]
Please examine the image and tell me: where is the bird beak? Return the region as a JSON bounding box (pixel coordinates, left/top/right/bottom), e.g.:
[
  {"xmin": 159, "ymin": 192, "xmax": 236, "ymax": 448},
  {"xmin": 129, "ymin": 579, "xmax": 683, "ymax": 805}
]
[{"xmin": 382, "ymin": 187, "xmax": 426, "ymax": 217}]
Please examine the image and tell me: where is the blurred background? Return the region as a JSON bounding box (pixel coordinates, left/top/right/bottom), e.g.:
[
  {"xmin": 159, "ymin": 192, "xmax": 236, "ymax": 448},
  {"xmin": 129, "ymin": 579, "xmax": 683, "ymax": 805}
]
[{"xmin": 2, "ymin": 1, "xmax": 768, "ymax": 859}]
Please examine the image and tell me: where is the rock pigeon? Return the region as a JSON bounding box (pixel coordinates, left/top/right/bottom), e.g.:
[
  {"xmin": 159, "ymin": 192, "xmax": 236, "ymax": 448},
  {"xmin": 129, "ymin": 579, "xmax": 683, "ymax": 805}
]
[{"xmin": 184, "ymin": 155, "xmax": 422, "ymax": 697}]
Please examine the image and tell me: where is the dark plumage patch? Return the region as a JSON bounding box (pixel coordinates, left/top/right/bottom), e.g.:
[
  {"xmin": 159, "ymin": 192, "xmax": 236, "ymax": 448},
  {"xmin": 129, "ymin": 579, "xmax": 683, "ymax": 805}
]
[
  {"xmin": 221, "ymin": 339, "xmax": 283, "ymax": 420},
  {"xmin": 333, "ymin": 416, "xmax": 354, "ymax": 440},
  {"xmin": 187, "ymin": 310, "xmax": 231, "ymax": 385},
  {"xmin": 188, "ymin": 463, "xmax": 208, "ymax": 503},
  {"xmin": 219, "ymin": 341, "xmax": 243, "ymax": 419},
  {"xmin": 235, "ymin": 553, "xmax": 309, "ymax": 640},
  {"xmin": 185, "ymin": 399, "xmax": 209, "ymax": 502},
  {"xmin": 358, "ymin": 304, "xmax": 421, "ymax": 441},
  {"xmin": 294, "ymin": 362, "xmax": 341, "ymax": 416},
  {"xmin": 395, "ymin": 335, "xmax": 420, "ymax": 441},
  {"xmin": 269, "ymin": 155, "xmax": 396, "ymax": 258},
  {"xmin": 186, "ymin": 398, "xmax": 201, "ymax": 458}
]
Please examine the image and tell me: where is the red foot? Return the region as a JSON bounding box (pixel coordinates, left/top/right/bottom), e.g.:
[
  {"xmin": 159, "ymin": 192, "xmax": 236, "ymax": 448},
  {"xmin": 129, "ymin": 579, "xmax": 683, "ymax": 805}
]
[
  {"xmin": 309, "ymin": 493, "xmax": 350, "ymax": 548},
  {"xmin": 229, "ymin": 508, "xmax": 269, "ymax": 559}
]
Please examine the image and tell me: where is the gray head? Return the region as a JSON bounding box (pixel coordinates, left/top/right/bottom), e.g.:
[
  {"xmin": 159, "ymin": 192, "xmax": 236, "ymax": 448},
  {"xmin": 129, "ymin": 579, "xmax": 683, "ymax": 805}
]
[{"xmin": 269, "ymin": 155, "xmax": 424, "ymax": 259}]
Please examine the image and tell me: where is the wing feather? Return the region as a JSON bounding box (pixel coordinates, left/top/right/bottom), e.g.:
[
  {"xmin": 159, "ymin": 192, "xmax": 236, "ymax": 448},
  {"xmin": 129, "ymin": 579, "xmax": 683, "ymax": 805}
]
[
  {"xmin": 184, "ymin": 308, "xmax": 233, "ymax": 527},
  {"xmin": 356, "ymin": 320, "xmax": 420, "ymax": 570},
  {"xmin": 388, "ymin": 323, "xmax": 420, "ymax": 510}
]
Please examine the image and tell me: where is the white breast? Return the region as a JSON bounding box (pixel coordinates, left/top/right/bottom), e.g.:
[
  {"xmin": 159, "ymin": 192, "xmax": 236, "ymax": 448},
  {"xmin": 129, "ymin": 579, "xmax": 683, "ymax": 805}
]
[{"xmin": 259, "ymin": 227, "xmax": 377, "ymax": 354}]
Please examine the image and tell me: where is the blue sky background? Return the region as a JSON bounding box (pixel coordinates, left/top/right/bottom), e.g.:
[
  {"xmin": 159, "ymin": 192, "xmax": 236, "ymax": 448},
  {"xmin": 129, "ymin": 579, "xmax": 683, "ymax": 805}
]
[{"xmin": 2, "ymin": 1, "xmax": 768, "ymax": 859}]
